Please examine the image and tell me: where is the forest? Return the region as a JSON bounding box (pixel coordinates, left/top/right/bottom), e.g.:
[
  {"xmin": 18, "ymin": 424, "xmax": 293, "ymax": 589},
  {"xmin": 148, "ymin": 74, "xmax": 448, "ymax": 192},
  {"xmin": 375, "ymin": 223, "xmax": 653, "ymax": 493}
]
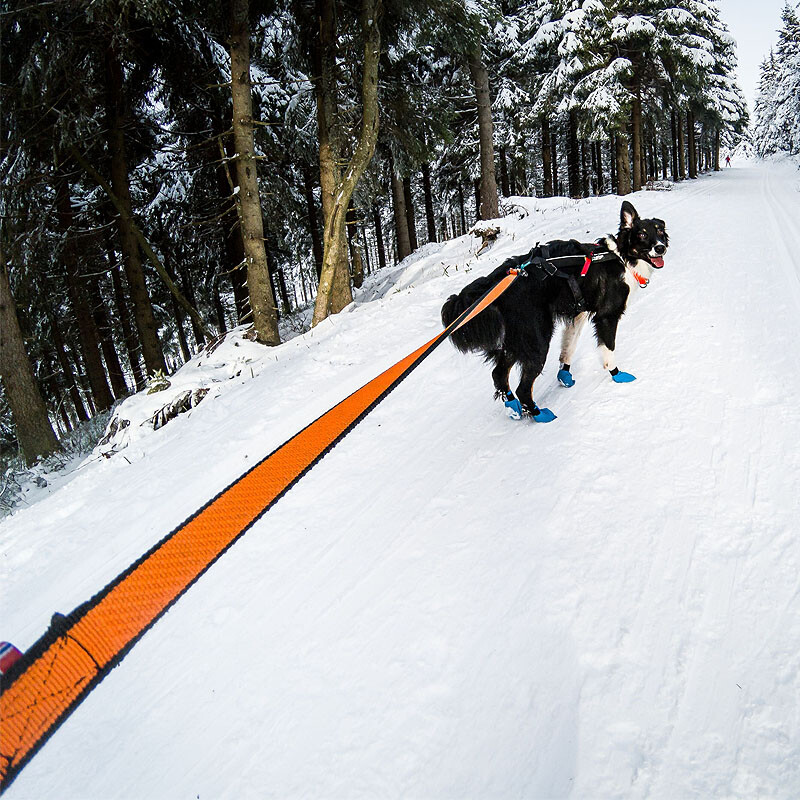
[
  {"xmin": 1, "ymin": 0, "xmax": 748, "ymax": 467},
  {"xmin": 753, "ymin": 3, "xmax": 800, "ymax": 157}
]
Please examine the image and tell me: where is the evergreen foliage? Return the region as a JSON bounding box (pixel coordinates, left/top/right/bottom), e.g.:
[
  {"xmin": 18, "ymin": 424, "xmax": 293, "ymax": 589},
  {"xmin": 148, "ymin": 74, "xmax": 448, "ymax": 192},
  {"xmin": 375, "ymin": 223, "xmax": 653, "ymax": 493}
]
[{"xmin": 753, "ymin": 3, "xmax": 800, "ymax": 156}]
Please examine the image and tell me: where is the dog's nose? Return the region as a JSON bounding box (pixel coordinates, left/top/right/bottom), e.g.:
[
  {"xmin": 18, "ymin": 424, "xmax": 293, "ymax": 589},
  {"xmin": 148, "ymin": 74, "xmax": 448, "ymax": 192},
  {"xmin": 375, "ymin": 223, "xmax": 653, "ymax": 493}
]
[{"xmin": 654, "ymin": 244, "xmax": 666, "ymax": 255}]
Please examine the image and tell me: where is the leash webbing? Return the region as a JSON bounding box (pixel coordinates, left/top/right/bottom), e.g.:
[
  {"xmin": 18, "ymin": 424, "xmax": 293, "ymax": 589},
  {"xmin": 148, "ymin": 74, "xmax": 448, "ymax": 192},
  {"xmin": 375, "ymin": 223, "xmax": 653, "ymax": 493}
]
[{"xmin": 0, "ymin": 271, "xmax": 519, "ymax": 792}]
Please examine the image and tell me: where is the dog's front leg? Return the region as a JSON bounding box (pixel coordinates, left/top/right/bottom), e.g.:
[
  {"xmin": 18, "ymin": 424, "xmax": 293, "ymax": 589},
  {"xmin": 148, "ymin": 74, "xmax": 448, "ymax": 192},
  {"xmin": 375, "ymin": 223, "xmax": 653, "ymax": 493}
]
[
  {"xmin": 558, "ymin": 311, "xmax": 589, "ymax": 387},
  {"xmin": 593, "ymin": 315, "xmax": 635, "ymax": 383}
]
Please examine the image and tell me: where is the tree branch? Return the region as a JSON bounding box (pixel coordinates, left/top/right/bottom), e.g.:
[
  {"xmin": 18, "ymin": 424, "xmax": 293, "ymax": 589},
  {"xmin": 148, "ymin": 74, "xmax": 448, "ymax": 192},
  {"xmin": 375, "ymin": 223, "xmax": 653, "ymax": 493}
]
[{"xmin": 70, "ymin": 147, "xmax": 214, "ymax": 341}]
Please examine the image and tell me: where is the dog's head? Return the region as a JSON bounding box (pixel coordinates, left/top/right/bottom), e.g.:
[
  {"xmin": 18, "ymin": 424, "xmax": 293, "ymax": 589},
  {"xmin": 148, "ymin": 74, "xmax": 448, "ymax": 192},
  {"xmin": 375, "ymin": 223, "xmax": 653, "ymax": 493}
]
[{"xmin": 614, "ymin": 201, "xmax": 669, "ymax": 270}]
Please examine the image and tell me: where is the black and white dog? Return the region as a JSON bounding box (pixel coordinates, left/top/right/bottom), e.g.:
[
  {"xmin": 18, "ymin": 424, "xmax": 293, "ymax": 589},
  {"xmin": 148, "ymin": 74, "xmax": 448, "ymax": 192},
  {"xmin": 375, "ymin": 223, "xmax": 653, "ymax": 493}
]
[{"xmin": 440, "ymin": 201, "xmax": 668, "ymax": 422}]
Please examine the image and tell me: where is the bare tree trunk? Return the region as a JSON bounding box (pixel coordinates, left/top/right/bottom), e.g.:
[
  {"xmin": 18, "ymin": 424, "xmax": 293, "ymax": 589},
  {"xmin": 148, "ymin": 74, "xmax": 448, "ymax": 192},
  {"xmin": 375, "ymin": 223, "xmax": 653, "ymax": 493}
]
[
  {"xmin": 105, "ymin": 232, "xmax": 145, "ymax": 391},
  {"xmin": 303, "ymin": 164, "xmax": 324, "ymax": 279},
  {"xmin": 390, "ymin": 166, "xmax": 411, "ymax": 261},
  {"xmin": 594, "ymin": 140, "xmax": 605, "ymax": 194},
  {"xmin": 581, "ymin": 140, "xmax": 589, "ymax": 197},
  {"xmin": 457, "ymin": 184, "xmax": 466, "ymax": 234},
  {"xmin": 65, "ymin": 337, "xmax": 94, "ymax": 416},
  {"xmin": 276, "ymin": 268, "xmax": 292, "ymax": 309},
  {"xmin": 216, "ymin": 133, "xmax": 249, "ymax": 322},
  {"xmin": 262, "ymin": 241, "xmax": 284, "ymax": 317},
  {"xmin": 616, "ymin": 130, "xmax": 632, "ymax": 195},
  {"xmin": 517, "ymin": 157, "xmax": 527, "ymax": 193},
  {"xmin": 109, "ymin": 259, "xmax": 145, "ymax": 391},
  {"xmin": 610, "ymin": 133, "xmax": 617, "ymax": 193},
  {"xmin": 48, "ymin": 310, "xmax": 89, "ymax": 422},
  {"xmin": 677, "ymin": 110, "xmax": 686, "ymax": 180},
  {"xmin": 230, "ymin": 0, "xmax": 280, "ymax": 344},
  {"xmin": 360, "ymin": 224, "xmax": 371, "ymax": 275},
  {"xmin": 671, "ymin": 110, "xmax": 679, "ymax": 181},
  {"xmin": 171, "ymin": 295, "xmax": 191, "ymax": 363},
  {"xmin": 310, "ymin": 0, "xmax": 350, "ymax": 319},
  {"xmin": 103, "ymin": 49, "xmax": 167, "ymax": 375},
  {"xmin": 468, "ymin": 43, "xmax": 499, "ymax": 220},
  {"xmin": 499, "ymin": 146, "xmax": 510, "ymax": 197},
  {"xmin": 346, "ymin": 201, "xmax": 364, "ymax": 289},
  {"xmin": 211, "ymin": 270, "xmax": 228, "ymax": 334},
  {"xmin": 178, "ymin": 265, "xmax": 206, "ymax": 349},
  {"xmin": 631, "ymin": 97, "xmax": 643, "ymax": 192},
  {"xmin": 551, "ymin": 125, "xmax": 559, "ymax": 195},
  {"xmin": 0, "ymin": 244, "xmax": 60, "ymax": 464},
  {"xmin": 542, "ymin": 116, "xmax": 553, "ymax": 197},
  {"xmin": 372, "ymin": 205, "xmax": 386, "ymax": 270},
  {"xmin": 88, "ymin": 274, "xmax": 128, "ymax": 398},
  {"xmin": 312, "ymin": 0, "xmax": 382, "ymax": 326},
  {"xmin": 229, "ymin": 244, "xmax": 249, "ymax": 322},
  {"xmin": 687, "ymin": 108, "xmax": 697, "ymax": 179},
  {"xmin": 421, "ymin": 162, "xmax": 437, "ymax": 243},
  {"xmin": 567, "ymin": 109, "xmax": 581, "ymax": 197},
  {"xmin": 56, "ymin": 178, "xmax": 114, "ymax": 412},
  {"xmin": 402, "ymin": 177, "xmax": 418, "ymax": 251},
  {"xmin": 48, "ymin": 364, "xmax": 73, "ymax": 434},
  {"xmin": 714, "ymin": 128, "xmax": 721, "ymax": 171}
]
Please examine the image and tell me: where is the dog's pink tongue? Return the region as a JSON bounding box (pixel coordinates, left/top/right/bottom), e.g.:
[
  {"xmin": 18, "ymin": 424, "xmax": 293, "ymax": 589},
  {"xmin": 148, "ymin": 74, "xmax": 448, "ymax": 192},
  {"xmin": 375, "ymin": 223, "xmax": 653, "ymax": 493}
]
[{"xmin": 651, "ymin": 256, "xmax": 664, "ymax": 268}]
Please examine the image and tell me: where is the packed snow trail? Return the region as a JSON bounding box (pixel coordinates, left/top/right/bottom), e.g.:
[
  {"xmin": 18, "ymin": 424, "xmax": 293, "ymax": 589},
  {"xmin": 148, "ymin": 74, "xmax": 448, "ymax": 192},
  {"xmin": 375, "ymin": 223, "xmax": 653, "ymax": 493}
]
[{"xmin": 2, "ymin": 161, "xmax": 799, "ymax": 798}]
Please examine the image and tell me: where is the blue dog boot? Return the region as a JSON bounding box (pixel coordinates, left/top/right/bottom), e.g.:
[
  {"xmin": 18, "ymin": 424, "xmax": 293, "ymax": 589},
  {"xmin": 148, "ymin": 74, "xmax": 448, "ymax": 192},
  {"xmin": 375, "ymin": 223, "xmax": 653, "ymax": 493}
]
[
  {"xmin": 503, "ymin": 392, "xmax": 524, "ymax": 420},
  {"xmin": 531, "ymin": 404, "xmax": 557, "ymax": 423},
  {"xmin": 610, "ymin": 367, "xmax": 636, "ymax": 383},
  {"xmin": 557, "ymin": 364, "xmax": 575, "ymax": 388}
]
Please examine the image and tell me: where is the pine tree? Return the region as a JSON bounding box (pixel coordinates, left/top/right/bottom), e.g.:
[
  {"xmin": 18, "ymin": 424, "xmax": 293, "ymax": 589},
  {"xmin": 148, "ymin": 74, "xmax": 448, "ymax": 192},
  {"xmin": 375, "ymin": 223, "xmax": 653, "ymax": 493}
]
[
  {"xmin": 0, "ymin": 242, "xmax": 61, "ymax": 465},
  {"xmin": 755, "ymin": 4, "xmax": 800, "ymax": 156},
  {"xmin": 230, "ymin": 0, "xmax": 281, "ymax": 344}
]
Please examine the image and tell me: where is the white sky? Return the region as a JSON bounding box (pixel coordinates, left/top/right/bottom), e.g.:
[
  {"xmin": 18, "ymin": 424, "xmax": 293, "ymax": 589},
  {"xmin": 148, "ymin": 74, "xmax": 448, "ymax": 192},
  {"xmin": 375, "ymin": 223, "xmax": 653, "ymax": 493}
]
[{"xmin": 719, "ymin": 0, "xmax": 792, "ymax": 112}]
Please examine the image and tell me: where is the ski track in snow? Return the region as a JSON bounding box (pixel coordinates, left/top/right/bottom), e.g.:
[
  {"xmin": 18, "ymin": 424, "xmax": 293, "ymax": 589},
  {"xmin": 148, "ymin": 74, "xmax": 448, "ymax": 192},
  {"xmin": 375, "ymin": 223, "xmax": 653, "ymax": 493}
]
[{"xmin": 2, "ymin": 162, "xmax": 800, "ymax": 799}]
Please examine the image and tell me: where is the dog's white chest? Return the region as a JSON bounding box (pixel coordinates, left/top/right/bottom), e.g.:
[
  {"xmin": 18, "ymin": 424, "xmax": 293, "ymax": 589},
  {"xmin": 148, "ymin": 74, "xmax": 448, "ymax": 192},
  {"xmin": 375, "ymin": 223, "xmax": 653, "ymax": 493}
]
[
  {"xmin": 623, "ymin": 269, "xmax": 640, "ymax": 308},
  {"xmin": 623, "ymin": 260, "xmax": 654, "ymax": 308}
]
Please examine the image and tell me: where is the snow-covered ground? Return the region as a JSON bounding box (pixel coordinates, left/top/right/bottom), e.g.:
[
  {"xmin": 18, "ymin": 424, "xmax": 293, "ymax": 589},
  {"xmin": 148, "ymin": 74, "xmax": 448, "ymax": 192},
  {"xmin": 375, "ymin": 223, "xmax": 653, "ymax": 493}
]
[{"xmin": 2, "ymin": 160, "xmax": 800, "ymax": 799}]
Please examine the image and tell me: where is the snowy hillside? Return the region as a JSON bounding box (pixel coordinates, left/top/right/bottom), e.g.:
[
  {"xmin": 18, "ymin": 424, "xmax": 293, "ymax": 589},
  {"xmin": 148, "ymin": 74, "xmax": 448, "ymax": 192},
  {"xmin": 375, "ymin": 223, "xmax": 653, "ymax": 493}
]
[{"xmin": 2, "ymin": 161, "xmax": 800, "ymax": 798}]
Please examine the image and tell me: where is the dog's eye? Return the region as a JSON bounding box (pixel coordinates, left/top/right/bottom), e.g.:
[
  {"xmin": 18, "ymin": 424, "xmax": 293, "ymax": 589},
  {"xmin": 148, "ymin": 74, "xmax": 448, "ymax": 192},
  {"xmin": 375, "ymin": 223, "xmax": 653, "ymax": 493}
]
[{"xmin": 639, "ymin": 231, "xmax": 648, "ymax": 239}]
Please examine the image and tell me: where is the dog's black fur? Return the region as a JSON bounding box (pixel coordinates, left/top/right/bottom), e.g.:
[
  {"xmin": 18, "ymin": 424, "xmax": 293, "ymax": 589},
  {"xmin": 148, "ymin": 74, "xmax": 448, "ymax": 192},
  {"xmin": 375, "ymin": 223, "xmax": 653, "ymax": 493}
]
[{"xmin": 441, "ymin": 201, "xmax": 669, "ymax": 416}]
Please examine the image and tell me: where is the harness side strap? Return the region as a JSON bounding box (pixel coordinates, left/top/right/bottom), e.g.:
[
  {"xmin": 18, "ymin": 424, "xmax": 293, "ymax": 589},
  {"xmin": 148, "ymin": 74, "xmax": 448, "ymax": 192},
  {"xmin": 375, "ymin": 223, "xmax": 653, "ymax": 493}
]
[{"xmin": 0, "ymin": 271, "xmax": 519, "ymax": 792}]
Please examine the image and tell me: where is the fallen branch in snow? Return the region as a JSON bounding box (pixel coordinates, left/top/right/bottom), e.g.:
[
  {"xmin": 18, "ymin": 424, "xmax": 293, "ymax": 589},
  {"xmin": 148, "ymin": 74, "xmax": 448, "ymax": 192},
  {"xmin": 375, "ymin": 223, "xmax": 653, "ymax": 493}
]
[
  {"xmin": 645, "ymin": 180, "xmax": 673, "ymax": 191},
  {"xmin": 471, "ymin": 225, "xmax": 501, "ymax": 256},
  {"xmin": 500, "ymin": 200, "xmax": 530, "ymax": 219},
  {"xmin": 148, "ymin": 388, "xmax": 211, "ymax": 431}
]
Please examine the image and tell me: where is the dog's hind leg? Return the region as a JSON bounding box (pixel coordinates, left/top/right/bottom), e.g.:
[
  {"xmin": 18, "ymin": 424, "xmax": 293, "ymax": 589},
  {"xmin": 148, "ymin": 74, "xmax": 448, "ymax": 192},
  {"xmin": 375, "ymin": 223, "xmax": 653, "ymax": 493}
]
[
  {"xmin": 491, "ymin": 351, "xmax": 514, "ymax": 396},
  {"xmin": 516, "ymin": 358, "xmax": 556, "ymax": 423},
  {"xmin": 593, "ymin": 315, "xmax": 636, "ymax": 383},
  {"xmin": 491, "ymin": 352, "xmax": 525, "ymax": 419},
  {"xmin": 558, "ymin": 311, "xmax": 589, "ymax": 387}
]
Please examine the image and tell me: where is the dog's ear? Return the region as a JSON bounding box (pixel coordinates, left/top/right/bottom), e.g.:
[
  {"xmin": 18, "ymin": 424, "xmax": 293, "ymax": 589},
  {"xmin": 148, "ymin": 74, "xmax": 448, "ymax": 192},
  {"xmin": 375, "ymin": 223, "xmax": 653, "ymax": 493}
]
[{"xmin": 620, "ymin": 201, "xmax": 639, "ymax": 229}]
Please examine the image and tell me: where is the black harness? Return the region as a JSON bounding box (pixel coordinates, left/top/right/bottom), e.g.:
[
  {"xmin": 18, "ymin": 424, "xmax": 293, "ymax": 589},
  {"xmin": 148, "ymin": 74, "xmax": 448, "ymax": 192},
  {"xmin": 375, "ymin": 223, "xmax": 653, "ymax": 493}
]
[{"xmin": 515, "ymin": 242, "xmax": 623, "ymax": 313}]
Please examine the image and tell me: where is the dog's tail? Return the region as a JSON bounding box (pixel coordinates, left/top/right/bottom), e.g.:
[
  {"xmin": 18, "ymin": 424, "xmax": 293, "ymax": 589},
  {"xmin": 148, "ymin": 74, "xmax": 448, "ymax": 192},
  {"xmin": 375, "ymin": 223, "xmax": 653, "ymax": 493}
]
[{"xmin": 441, "ymin": 270, "xmax": 506, "ymax": 355}]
